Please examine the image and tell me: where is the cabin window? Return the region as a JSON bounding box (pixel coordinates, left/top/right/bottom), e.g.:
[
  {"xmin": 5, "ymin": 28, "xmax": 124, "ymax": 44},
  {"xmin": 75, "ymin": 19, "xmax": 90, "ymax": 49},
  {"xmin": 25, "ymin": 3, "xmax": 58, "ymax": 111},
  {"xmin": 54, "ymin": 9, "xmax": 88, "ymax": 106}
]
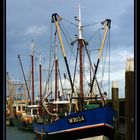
[
  {"xmin": 18, "ymin": 106, "xmax": 21, "ymax": 111},
  {"xmin": 26, "ymin": 108, "xmax": 31, "ymax": 115},
  {"xmin": 33, "ymin": 109, "xmax": 37, "ymax": 115},
  {"xmin": 22, "ymin": 106, "xmax": 26, "ymax": 111},
  {"xmin": 13, "ymin": 107, "xmax": 16, "ymax": 111}
]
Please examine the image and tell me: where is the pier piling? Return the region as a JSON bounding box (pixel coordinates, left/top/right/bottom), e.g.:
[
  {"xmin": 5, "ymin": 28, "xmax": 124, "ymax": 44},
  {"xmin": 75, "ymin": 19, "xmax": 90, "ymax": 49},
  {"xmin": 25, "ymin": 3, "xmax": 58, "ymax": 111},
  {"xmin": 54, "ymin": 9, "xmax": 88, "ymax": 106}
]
[
  {"xmin": 125, "ymin": 58, "xmax": 134, "ymax": 140},
  {"xmin": 112, "ymin": 80, "xmax": 119, "ymax": 130}
]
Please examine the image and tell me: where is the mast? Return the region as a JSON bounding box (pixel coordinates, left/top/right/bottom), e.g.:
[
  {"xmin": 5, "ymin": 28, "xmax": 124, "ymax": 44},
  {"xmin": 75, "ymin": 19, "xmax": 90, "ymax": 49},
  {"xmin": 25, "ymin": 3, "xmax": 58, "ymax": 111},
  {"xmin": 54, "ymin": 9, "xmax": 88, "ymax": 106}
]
[
  {"xmin": 38, "ymin": 52, "xmax": 43, "ymax": 116},
  {"xmin": 69, "ymin": 4, "xmax": 87, "ymax": 111},
  {"xmin": 39, "ymin": 53, "xmax": 42, "ymax": 103},
  {"xmin": 55, "ymin": 57, "xmax": 58, "ymax": 101},
  {"xmin": 77, "ymin": 4, "xmax": 84, "ymax": 111},
  {"xmin": 54, "ymin": 36, "xmax": 58, "ymax": 101},
  {"xmin": 31, "ymin": 41, "xmax": 35, "ymax": 105}
]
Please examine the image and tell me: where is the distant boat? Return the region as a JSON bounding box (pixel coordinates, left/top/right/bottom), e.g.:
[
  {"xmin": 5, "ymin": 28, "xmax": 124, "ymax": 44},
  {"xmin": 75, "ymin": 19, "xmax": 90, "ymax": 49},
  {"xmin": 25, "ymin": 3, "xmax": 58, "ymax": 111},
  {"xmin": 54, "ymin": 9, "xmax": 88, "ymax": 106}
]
[
  {"xmin": 6, "ymin": 50, "xmax": 39, "ymax": 129},
  {"xmin": 17, "ymin": 45, "xmax": 39, "ymax": 131},
  {"xmin": 33, "ymin": 4, "xmax": 117, "ymax": 140},
  {"xmin": 18, "ymin": 105, "xmax": 39, "ymax": 131}
]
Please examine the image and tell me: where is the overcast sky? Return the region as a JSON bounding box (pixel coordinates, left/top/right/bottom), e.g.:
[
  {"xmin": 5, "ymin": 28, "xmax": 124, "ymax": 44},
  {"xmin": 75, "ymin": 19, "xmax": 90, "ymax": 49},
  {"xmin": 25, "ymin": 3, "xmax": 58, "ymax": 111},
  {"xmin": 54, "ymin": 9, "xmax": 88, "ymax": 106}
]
[{"xmin": 6, "ymin": 0, "xmax": 134, "ymax": 99}]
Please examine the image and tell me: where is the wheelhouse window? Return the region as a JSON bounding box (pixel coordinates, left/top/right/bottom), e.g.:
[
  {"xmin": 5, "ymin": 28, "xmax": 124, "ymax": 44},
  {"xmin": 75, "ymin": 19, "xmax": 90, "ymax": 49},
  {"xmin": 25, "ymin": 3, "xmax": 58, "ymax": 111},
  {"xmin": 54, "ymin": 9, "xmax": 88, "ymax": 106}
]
[
  {"xmin": 13, "ymin": 106, "xmax": 16, "ymax": 111},
  {"xmin": 22, "ymin": 106, "xmax": 26, "ymax": 111},
  {"xmin": 33, "ymin": 109, "xmax": 37, "ymax": 115},
  {"xmin": 18, "ymin": 106, "xmax": 21, "ymax": 111}
]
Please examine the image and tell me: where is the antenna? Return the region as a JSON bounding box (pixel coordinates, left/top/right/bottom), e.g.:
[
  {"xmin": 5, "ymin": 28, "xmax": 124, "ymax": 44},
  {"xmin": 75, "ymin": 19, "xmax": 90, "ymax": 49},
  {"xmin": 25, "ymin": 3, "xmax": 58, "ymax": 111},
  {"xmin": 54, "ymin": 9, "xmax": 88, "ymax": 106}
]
[{"xmin": 71, "ymin": 4, "xmax": 88, "ymax": 45}]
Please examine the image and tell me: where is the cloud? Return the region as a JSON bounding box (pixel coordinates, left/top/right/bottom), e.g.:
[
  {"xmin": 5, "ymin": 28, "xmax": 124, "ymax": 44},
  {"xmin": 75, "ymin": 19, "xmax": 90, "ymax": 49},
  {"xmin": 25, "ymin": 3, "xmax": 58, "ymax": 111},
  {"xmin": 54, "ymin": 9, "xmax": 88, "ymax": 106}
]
[
  {"xmin": 24, "ymin": 25, "xmax": 47, "ymax": 36},
  {"xmin": 111, "ymin": 4, "xmax": 134, "ymax": 48},
  {"xmin": 7, "ymin": 29, "xmax": 18, "ymax": 36},
  {"xmin": 6, "ymin": 0, "xmax": 134, "ymax": 100}
]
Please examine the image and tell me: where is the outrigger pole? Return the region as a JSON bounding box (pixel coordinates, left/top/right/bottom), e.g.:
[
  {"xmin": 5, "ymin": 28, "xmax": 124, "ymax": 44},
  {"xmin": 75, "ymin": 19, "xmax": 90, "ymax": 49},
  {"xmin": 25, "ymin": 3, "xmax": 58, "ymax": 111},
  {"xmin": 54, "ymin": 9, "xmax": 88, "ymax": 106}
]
[
  {"xmin": 89, "ymin": 19, "xmax": 111, "ymax": 94},
  {"xmin": 51, "ymin": 13, "xmax": 75, "ymax": 113}
]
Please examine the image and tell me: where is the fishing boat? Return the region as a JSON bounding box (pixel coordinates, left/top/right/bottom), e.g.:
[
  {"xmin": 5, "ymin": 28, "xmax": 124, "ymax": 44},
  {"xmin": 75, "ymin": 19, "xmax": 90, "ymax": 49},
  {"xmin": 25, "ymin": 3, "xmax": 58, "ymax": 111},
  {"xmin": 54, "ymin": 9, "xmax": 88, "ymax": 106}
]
[
  {"xmin": 18, "ymin": 104, "xmax": 39, "ymax": 131},
  {"xmin": 33, "ymin": 5, "xmax": 117, "ymax": 140},
  {"xmin": 17, "ymin": 44, "xmax": 40, "ymax": 131}
]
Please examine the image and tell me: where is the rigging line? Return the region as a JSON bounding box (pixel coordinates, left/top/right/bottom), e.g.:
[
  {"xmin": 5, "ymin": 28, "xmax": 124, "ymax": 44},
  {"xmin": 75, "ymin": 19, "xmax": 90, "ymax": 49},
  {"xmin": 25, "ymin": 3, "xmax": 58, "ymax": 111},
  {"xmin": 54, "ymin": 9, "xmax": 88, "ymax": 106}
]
[
  {"xmin": 49, "ymin": 21, "xmax": 53, "ymax": 75},
  {"xmin": 60, "ymin": 22, "xmax": 73, "ymax": 42},
  {"xmin": 26, "ymin": 44, "xmax": 30, "ymax": 82},
  {"xmin": 108, "ymin": 30, "xmax": 111, "ymax": 97},
  {"xmin": 60, "ymin": 23, "xmax": 90, "ymax": 87},
  {"xmin": 73, "ymin": 48, "xmax": 78, "ymax": 87},
  {"xmin": 57, "ymin": 24, "xmax": 73, "ymax": 65},
  {"xmin": 84, "ymin": 45, "xmax": 94, "ymax": 83},
  {"xmin": 100, "ymin": 30, "xmax": 110, "ymax": 93},
  {"xmin": 60, "ymin": 26, "xmax": 88, "ymax": 88},
  {"xmin": 42, "ymin": 61, "xmax": 55, "ymax": 99},
  {"xmin": 18, "ymin": 55, "xmax": 22, "ymax": 82},
  {"xmin": 87, "ymin": 28, "xmax": 102, "ymax": 42},
  {"xmin": 59, "ymin": 22, "xmax": 91, "ymax": 87},
  {"xmin": 58, "ymin": 62, "xmax": 64, "ymax": 95},
  {"xmin": 34, "ymin": 55, "xmax": 39, "ymax": 82},
  {"xmin": 59, "ymin": 22, "xmax": 73, "ymax": 45},
  {"xmin": 18, "ymin": 54, "xmax": 31, "ymax": 103},
  {"xmin": 85, "ymin": 86, "xmax": 90, "ymax": 97},
  {"xmin": 59, "ymin": 21, "xmax": 88, "ymax": 86},
  {"xmin": 82, "ymin": 21, "xmax": 101, "ymax": 28},
  {"xmin": 82, "ymin": 47, "xmax": 90, "ymax": 86},
  {"xmin": 84, "ymin": 45, "xmax": 96, "ymax": 82},
  {"xmin": 28, "ymin": 54, "xmax": 32, "ymax": 95},
  {"xmin": 32, "ymin": 41, "xmax": 39, "ymax": 82},
  {"xmin": 89, "ymin": 19, "xmax": 111, "ymax": 95},
  {"xmin": 100, "ymin": 33, "xmax": 108, "ymax": 89},
  {"xmin": 62, "ymin": 17, "xmax": 78, "ymax": 27},
  {"xmin": 98, "ymin": 27, "xmax": 102, "ymax": 48},
  {"xmin": 48, "ymin": 21, "xmax": 53, "ymax": 95},
  {"xmin": 84, "ymin": 45, "xmax": 103, "ymax": 96},
  {"xmin": 17, "ymin": 57, "xmax": 24, "ymax": 99},
  {"xmin": 93, "ymin": 28, "xmax": 102, "ymax": 54},
  {"xmin": 59, "ymin": 23, "xmax": 77, "ymax": 60}
]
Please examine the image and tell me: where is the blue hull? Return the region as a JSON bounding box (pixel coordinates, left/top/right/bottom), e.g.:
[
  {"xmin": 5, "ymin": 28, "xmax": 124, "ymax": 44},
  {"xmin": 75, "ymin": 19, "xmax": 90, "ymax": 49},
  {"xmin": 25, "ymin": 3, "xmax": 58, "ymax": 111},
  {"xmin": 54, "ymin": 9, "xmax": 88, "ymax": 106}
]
[{"xmin": 33, "ymin": 107, "xmax": 117, "ymax": 140}]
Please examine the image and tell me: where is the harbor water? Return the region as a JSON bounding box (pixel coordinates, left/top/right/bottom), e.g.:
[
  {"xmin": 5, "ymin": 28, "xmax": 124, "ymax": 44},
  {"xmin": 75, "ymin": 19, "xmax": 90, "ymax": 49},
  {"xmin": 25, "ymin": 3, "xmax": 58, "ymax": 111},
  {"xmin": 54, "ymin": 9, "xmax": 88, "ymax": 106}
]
[{"xmin": 6, "ymin": 126, "xmax": 36, "ymax": 140}]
